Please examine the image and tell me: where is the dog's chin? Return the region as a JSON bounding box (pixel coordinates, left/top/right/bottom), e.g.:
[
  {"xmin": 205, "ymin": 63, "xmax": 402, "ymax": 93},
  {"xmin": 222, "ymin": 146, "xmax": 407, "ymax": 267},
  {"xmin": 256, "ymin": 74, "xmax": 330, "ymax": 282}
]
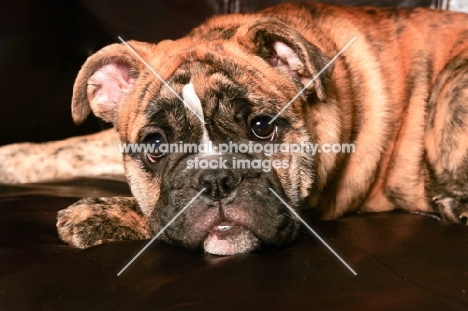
[{"xmin": 203, "ymin": 222, "xmax": 259, "ymax": 256}]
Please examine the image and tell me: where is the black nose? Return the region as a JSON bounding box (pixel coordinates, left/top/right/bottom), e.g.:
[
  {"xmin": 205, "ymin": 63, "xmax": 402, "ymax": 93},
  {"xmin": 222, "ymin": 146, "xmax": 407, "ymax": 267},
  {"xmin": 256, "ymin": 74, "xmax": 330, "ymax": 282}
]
[{"xmin": 194, "ymin": 169, "xmax": 242, "ymax": 200}]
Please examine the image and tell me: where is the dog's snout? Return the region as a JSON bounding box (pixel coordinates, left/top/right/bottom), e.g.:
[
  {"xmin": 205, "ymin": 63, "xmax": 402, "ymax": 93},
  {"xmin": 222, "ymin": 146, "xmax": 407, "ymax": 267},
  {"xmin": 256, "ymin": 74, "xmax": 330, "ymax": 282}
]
[{"xmin": 194, "ymin": 169, "xmax": 242, "ymax": 200}]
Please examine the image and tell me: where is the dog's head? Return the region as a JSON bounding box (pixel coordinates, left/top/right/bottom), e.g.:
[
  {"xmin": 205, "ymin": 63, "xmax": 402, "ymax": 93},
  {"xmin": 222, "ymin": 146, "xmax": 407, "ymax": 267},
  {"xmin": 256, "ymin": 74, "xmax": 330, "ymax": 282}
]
[{"xmin": 72, "ymin": 16, "xmax": 333, "ymax": 255}]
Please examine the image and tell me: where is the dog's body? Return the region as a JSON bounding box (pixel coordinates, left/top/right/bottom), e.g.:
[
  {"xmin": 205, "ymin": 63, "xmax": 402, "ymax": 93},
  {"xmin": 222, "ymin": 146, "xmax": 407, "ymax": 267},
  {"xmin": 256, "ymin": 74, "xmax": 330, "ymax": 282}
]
[{"xmin": 1, "ymin": 2, "xmax": 468, "ymax": 255}]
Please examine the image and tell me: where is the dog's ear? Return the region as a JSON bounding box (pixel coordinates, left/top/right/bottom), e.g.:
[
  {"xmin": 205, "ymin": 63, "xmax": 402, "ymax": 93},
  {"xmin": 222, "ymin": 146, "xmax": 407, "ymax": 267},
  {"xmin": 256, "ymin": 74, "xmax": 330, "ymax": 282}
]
[
  {"xmin": 239, "ymin": 18, "xmax": 333, "ymax": 101},
  {"xmin": 72, "ymin": 41, "xmax": 150, "ymax": 125}
]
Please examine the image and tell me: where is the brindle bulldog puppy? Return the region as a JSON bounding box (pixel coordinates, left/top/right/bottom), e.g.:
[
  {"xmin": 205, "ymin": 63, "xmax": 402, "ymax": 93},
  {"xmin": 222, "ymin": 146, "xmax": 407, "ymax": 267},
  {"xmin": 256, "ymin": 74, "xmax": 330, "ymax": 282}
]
[{"xmin": 1, "ymin": 2, "xmax": 468, "ymax": 255}]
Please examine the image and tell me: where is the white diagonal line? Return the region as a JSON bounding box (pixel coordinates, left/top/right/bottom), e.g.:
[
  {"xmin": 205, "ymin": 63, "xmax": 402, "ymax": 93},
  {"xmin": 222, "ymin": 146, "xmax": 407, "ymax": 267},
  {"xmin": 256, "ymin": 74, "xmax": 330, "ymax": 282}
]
[
  {"xmin": 117, "ymin": 188, "xmax": 206, "ymax": 276},
  {"xmin": 118, "ymin": 36, "xmax": 206, "ymax": 124},
  {"xmin": 269, "ymin": 37, "xmax": 356, "ymax": 124},
  {"xmin": 268, "ymin": 188, "xmax": 357, "ymax": 276}
]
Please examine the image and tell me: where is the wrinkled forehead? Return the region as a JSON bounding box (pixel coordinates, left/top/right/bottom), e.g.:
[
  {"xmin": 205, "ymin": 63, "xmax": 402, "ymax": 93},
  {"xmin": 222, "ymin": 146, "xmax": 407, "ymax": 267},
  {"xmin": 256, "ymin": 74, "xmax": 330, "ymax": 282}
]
[{"xmin": 120, "ymin": 39, "xmax": 297, "ymax": 142}]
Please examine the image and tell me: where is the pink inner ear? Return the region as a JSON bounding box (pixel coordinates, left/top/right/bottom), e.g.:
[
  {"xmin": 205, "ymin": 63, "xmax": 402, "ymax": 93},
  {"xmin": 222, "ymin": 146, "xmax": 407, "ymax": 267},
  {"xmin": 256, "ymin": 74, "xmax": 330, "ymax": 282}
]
[
  {"xmin": 86, "ymin": 62, "xmax": 135, "ymax": 123},
  {"xmin": 267, "ymin": 41, "xmax": 303, "ymax": 78}
]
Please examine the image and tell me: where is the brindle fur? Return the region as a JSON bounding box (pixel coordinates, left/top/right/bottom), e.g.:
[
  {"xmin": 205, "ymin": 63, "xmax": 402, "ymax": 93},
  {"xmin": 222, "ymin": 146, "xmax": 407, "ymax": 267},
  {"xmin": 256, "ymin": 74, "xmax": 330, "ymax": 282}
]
[
  {"xmin": 57, "ymin": 197, "xmax": 150, "ymax": 248},
  {"xmin": 0, "ymin": 2, "xmax": 467, "ymax": 251},
  {"xmin": 0, "ymin": 129, "xmax": 123, "ymax": 183}
]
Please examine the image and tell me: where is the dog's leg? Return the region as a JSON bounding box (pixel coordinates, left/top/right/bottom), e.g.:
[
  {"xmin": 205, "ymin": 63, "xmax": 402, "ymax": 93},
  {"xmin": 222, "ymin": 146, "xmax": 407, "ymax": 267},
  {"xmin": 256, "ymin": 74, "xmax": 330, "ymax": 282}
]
[
  {"xmin": 0, "ymin": 129, "xmax": 124, "ymax": 183},
  {"xmin": 57, "ymin": 197, "xmax": 151, "ymax": 248},
  {"xmin": 425, "ymin": 53, "xmax": 468, "ymax": 224}
]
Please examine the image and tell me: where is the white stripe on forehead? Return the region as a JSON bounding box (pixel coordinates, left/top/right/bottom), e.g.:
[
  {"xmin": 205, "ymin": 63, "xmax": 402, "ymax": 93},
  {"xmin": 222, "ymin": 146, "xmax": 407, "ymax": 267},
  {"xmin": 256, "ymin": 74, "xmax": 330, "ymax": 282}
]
[{"xmin": 182, "ymin": 83, "xmax": 212, "ymax": 148}]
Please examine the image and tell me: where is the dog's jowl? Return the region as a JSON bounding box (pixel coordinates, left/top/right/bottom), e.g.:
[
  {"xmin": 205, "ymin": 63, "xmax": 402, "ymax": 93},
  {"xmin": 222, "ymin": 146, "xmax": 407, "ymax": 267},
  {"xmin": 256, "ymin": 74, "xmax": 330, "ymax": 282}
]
[{"xmin": 1, "ymin": 2, "xmax": 468, "ymax": 255}]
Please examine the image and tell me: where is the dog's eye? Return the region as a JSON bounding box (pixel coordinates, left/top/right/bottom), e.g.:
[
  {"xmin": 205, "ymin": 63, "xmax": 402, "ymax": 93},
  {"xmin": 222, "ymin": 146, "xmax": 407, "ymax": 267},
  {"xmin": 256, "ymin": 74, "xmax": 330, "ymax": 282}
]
[
  {"xmin": 250, "ymin": 116, "xmax": 277, "ymax": 140},
  {"xmin": 142, "ymin": 133, "xmax": 166, "ymax": 163}
]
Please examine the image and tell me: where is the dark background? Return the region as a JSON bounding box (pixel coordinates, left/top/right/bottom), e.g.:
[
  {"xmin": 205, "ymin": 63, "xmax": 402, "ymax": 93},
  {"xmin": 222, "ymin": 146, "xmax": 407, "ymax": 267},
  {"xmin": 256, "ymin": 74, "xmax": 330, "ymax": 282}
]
[{"xmin": 0, "ymin": 0, "xmax": 432, "ymax": 146}]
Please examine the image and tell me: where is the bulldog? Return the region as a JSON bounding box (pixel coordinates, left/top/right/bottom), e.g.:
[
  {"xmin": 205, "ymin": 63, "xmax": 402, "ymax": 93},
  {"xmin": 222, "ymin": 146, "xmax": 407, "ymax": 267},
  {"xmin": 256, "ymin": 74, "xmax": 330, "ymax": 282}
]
[{"xmin": 1, "ymin": 2, "xmax": 468, "ymax": 255}]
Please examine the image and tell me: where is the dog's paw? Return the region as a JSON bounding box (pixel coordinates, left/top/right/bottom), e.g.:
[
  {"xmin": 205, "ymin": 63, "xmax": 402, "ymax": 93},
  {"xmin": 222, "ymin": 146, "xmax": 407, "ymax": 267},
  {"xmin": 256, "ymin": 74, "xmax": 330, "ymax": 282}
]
[
  {"xmin": 433, "ymin": 191, "xmax": 468, "ymax": 225},
  {"xmin": 57, "ymin": 197, "xmax": 151, "ymax": 248}
]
